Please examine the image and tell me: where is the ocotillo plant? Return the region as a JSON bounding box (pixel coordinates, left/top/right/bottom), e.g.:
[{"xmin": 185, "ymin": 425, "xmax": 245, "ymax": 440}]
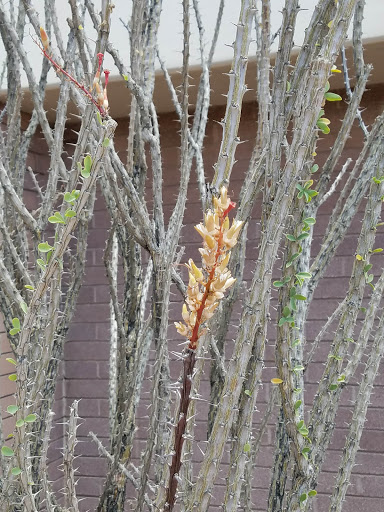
[{"xmin": 1, "ymin": 1, "xmax": 384, "ymax": 512}]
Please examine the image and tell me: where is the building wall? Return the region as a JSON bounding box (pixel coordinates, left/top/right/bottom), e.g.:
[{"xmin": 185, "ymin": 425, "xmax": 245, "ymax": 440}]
[{"xmin": 1, "ymin": 84, "xmax": 384, "ymax": 511}]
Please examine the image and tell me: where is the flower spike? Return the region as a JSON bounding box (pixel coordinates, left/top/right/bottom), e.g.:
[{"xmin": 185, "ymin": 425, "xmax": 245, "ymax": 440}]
[{"xmin": 175, "ymin": 187, "xmax": 244, "ymax": 350}]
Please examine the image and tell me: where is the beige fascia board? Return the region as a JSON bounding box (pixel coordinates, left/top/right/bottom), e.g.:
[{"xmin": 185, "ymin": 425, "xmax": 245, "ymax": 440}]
[{"xmin": 1, "ymin": 37, "xmax": 383, "ymax": 123}]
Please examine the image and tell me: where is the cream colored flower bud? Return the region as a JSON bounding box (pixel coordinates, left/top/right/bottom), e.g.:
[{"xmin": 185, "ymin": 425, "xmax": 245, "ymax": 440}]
[
  {"xmin": 188, "ymin": 259, "xmax": 203, "ymax": 281},
  {"xmin": 189, "ymin": 311, "xmax": 197, "ymax": 327},
  {"xmin": 194, "ymin": 223, "xmax": 208, "ymax": 239},
  {"xmin": 223, "ymin": 220, "xmax": 244, "ymax": 247},
  {"xmin": 182, "ymin": 304, "xmax": 189, "ymax": 323},
  {"xmin": 218, "ymin": 252, "xmax": 230, "ymax": 273},
  {"xmin": 223, "ymin": 216, "xmax": 230, "ymax": 231},
  {"xmin": 205, "ymin": 211, "xmax": 215, "ymax": 233},
  {"xmin": 205, "ymin": 235, "xmax": 216, "ymax": 249},
  {"xmin": 188, "ymin": 273, "xmax": 196, "ymax": 288},
  {"xmin": 220, "ymin": 187, "xmax": 228, "ymax": 205},
  {"xmin": 174, "ymin": 322, "xmax": 188, "ymax": 337},
  {"xmin": 228, "ymin": 220, "xmax": 244, "ymax": 239},
  {"xmin": 222, "ymin": 277, "xmax": 236, "ymax": 290},
  {"xmin": 212, "ymin": 273, "xmax": 231, "ymax": 291}
]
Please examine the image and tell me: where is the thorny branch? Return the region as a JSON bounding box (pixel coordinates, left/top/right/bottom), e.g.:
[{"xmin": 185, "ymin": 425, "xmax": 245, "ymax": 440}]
[{"xmin": 1, "ymin": 1, "xmax": 384, "ymax": 512}]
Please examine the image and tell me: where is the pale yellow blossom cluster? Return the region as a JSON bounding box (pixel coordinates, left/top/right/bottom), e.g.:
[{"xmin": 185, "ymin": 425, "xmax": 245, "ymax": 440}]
[{"xmin": 175, "ymin": 188, "xmax": 244, "ymax": 349}]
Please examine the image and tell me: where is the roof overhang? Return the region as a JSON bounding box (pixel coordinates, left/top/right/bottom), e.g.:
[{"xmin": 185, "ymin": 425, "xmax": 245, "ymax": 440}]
[{"xmin": 1, "ymin": 37, "xmax": 383, "ymax": 123}]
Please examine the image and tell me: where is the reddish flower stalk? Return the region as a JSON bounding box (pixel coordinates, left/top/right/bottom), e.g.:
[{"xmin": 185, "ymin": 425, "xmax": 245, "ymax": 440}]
[
  {"xmin": 166, "ymin": 188, "xmax": 243, "ymax": 510},
  {"xmin": 35, "ymin": 30, "xmax": 107, "ymax": 117}
]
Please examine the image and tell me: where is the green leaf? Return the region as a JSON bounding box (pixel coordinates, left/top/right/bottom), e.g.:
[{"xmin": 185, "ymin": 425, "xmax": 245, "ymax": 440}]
[
  {"xmin": 7, "ymin": 405, "xmax": 18, "ymax": 415},
  {"xmin": 24, "ymin": 285, "xmax": 34, "ymax": 290},
  {"xmin": 293, "ymin": 365, "xmax": 305, "ymax": 373},
  {"xmin": 294, "ymin": 388, "xmax": 302, "ymax": 393},
  {"xmin": 1, "ymin": 446, "xmax": 14, "ymax": 457},
  {"xmin": 286, "ymin": 252, "xmax": 301, "ymax": 268},
  {"xmin": 36, "ymin": 259, "xmax": 46, "ymax": 271},
  {"xmin": 96, "ymin": 111, "xmax": 102, "ymax": 125},
  {"xmin": 317, "ymin": 121, "xmax": 330, "ymax": 134},
  {"xmin": 102, "ymin": 138, "xmax": 110, "ymax": 148},
  {"xmin": 292, "ymin": 339, "xmax": 301, "ymax": 347},
  {"xmin": 308, "ymin": 490, "xmax": 317, "ymax": 497},
  {"xmin": 296, "ymin": 272, "xmax": 312, "ymax": 279},
  {"xmin": 12, "ymin": 318, "xmax": 20, "ymax": 330},
  {"xmin": 123, "ymin": 74, "xmax": 129, "ymax": 81},
  {"xmin": 243, "ymin": 443, "xmax": 251, "ymax": 453},
  {"xmin": 294, "ymin": 400, "xmax": 302, "ymax": 410},
  {"xmin": 15, "ymin": 419, "xmax": 25, "ymax": 428},
  {"xmin": 303, "ymin": 217, "xmax": 316, "ymax": 226},
  {"xmin": 82, "ymin": 155, "xmax": 92, "ymax": 178},
  {"xmin": 372, "ymin": 248, "xmax": 383, "ymax": 253},
  {"xmin": 285, "ymin": 234, "xmax": 297, "ymax": 242},
  {"xmin": 273, "ymin": 281, "xmax": 285, "ymax": 288},
  {"xmin": 329, "ymin": 354, "xmax": 342, "ymax": 361},
  {"xmin": 38, "ymin": 242, "xmax": 54, "ymax": 253},
  {"xmin": 300, "ymin": 493, "xmax": 308, "ymax": 503},
  {"xmin": 325, "ymin": 92, "xmax": 342, "ymax": 101},
  {"xmin": 24, "ymin": 414, "xmax": 37, "ymax": 423},
  {"xmin": 64, "ymin": 192, "xmax": 76, "ymax": 203},
  {"xmin": 295, "ymin": 295, "xmax": 307, "ymax": 301},
  {"xmin": 20, "ymin": 301, "xmax": 28, "ymax": 314},
  {"xmin": 364, "ymin": 264, "xmax": 373, "ymax": 272},
  {"xmin": 278, "ymin": 317, "xmax": 288, "ymax": 327},
  {"xmin": 11, "ymin": 467, "xmax": 22, "ymax": 476},
  {"xmin": 9, "ymin": 328, "xmax": 20, "ymax": 336},
  {"xmin": 324, "ymin": 81, "xmax": 330, "ymax": 93},
  {"xmin": 298, "ymin": 427, "xmax": 309, "ymax": 437},
  {"xmin": 337, "ymin": 374, "xmax": 346, "ymax": 383},
  {"xmin": 48, "ymin": 212, "xmax": 65, "ymax": 224},
  {"xmin": 366, "ymin": 274, "xmax": 374, "ymax": 283},
  {"xmin": 329, "ymin": 383, "xmax": 338, "ymax": 391},
  {"xmin": 289, "ymin": 287, "xmax": 297, "ymax": 298},
  {"xmin": 244, "ymin": 389, "xmax": 252, "ymax": 397},
  {"xmin": 304, "ymin": 189, "xmax": 319, "ymax": 202},
  {"xmin": 286, "ymin": 81, "xmax": 291, "ymax": 93},
  {"xmin": 65, "ymin": 209, "xmax": 76, "ymax": 218},
  {"xmin": 282, "ymin": 306, "xmax": 291, "ymax": 318},
  {"xmin": 6, "ymin": 358, "xmax": 17, "ymax": 365},
  {"xmin": 297, "ymin": 420, "xmax": 304, "ymax": 429},
  {"xmin": 297, "ymin": 233, "xmax": 310, "ymax": 241},
  {"xmin": 8, "ymin": 374, "xmax": 17, "ymax": 381},
  {"xmin": 310, "ymin": 164, "xmax": 319, "ymax": 173}
]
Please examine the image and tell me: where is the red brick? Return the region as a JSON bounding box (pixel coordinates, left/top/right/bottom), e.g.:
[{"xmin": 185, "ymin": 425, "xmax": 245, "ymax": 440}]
[{"xmin": 65, "ymin": 341, "xmax": 109, "ymax": 362}]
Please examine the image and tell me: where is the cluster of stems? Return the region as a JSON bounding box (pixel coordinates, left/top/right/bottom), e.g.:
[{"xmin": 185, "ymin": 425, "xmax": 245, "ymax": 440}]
[{"xmin": 167, "ymin": 187, "xmax": 243, "ymax": 510}]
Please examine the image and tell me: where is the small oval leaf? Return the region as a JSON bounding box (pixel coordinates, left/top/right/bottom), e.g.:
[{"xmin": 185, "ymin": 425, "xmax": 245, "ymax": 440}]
[
  {"xmin": 24, "ymin": 414, "xmax": 37, "ymax": 423},
  {"xmin": 7, "ymin": 405, "xmax": 18, "ymax": 415},
  {"xmin": 1, "ymin": 446, "xmax": 14, "ymax": 457}
]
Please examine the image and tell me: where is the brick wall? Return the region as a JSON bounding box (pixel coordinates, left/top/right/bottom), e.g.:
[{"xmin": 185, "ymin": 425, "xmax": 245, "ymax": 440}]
[{"xmin": 1, "ymin": 84, "xmax": 384, "ymax": 511}]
